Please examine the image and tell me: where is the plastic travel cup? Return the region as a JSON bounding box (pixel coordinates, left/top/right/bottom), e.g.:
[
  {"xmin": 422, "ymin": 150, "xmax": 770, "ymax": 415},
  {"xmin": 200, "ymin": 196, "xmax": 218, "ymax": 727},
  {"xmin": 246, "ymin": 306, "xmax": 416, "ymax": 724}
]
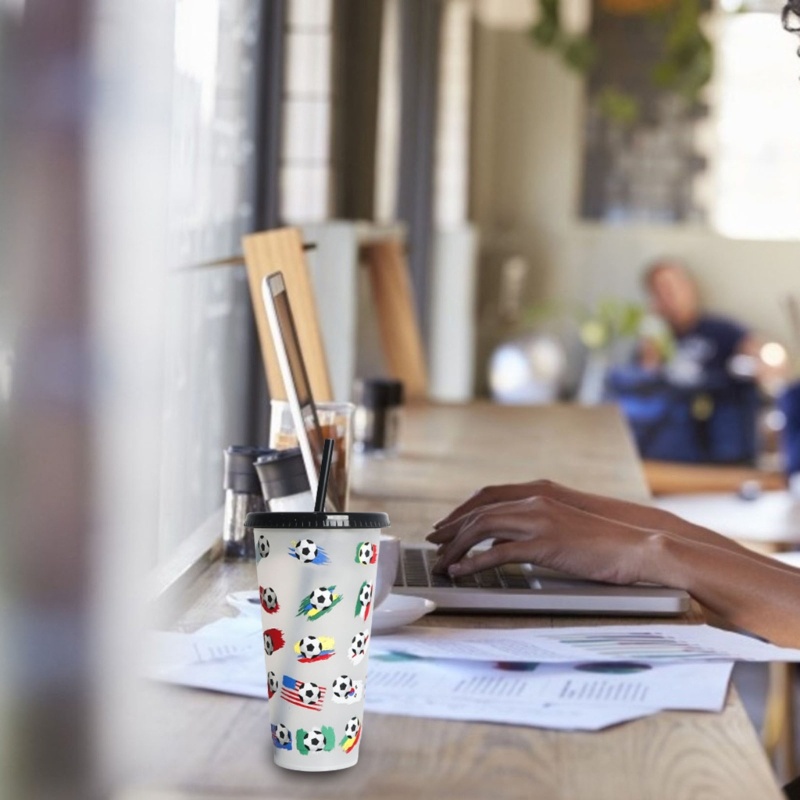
[
  {"xmin": 269, "ymin": 400, "xmax": 355, "ymax": 510},
  {"xmin": 246, "ymin": 509, "xmax": 390, "ymax": 771}
]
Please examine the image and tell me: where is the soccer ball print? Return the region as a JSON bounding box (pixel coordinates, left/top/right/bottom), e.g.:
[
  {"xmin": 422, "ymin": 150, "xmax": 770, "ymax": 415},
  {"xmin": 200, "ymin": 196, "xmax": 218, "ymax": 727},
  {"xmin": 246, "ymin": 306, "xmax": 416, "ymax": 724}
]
[
  {"xmin": 348, "ymin": 630, "xmax": 370, "ymax": 665},
  {"xmin": 252, "ymin": 523, "xmax": 386, "ymax": 770},
  {"xmin": 297, "ymin": 726, "xmax": 335, "ymax": 755},
  {"xmin": 271, "ymin": 723, "xmax": 292, "ymax": 750},
  {"xmin": 281, "ymin": 675, "xmax": 326, "ymax": 710},
  {"xmin": 294, "ymin": 635, "xmax": 336, "ymax": 663},
  {"xmin": 263, "ymin": 628, "xmax": 285, "ymax": 656},
  {"xmin": 340, "ymin": 716, "xmax": 361, "ymax": 753},
  {"xmin": 330, "ymin": 674, "xmax": 363, "ymax": 704},
  {"xmin": 289, "ymin": 538, "xmax": 330, "ymax": 565},
  {"xmin": 354, "ymin": 580, "xmax": 373, "ymax": 621},
  {"xmin": 256, "ymin": 533, "xmax": 270, "ymax": 562},
  {"xmin": 260, "ymin": 585, "xmax": 279, "ymax": 614},
  {"xmin": 296, "ymin": 585, "xmax": 343, "ymax": 621},
  {"xmin": 354, "ymin": 541, "xmax": 377, "ymax": 565}
]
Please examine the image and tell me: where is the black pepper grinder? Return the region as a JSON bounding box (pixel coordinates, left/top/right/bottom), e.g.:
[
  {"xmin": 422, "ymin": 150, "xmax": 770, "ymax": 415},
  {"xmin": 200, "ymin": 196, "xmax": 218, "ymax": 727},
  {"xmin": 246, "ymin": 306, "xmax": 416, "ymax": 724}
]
[
  {"xmin": 353, "ymin": 378, "xmax": 404, "ymax": 456},
  {"xmin": 222, "ymin": 446, "xmax": 268, "ymax": 560}
]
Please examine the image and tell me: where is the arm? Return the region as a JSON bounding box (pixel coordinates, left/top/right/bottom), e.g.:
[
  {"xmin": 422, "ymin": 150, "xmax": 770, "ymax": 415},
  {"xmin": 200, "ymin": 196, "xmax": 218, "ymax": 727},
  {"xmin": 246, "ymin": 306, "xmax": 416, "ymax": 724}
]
[
  {"xmin": 427, "ymin": 482, "xmax": 800, "ymax": 647},
  {"xmin": 433, "ymin": 479, "xmax": 800, "ymax": 576}
]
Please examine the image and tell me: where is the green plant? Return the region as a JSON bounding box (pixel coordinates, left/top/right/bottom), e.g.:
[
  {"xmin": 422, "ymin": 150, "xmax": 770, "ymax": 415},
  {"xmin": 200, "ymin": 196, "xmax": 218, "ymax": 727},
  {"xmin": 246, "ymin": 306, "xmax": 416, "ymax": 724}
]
[
  {"xmin": 531, "ymin": 0, "xmax": 597, "ymax": 72},
  {"xmin": 529, "ymin": 0, "xmax": 713, "ymax": 122},
  {"xmin": 578, "ymin": 299, "xmax": 645, "ymax": 350}
]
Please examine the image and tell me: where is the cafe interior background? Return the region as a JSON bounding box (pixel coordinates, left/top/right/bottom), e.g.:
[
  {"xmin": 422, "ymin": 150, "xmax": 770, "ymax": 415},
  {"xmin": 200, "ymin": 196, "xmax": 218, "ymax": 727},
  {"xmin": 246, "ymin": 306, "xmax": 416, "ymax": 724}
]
[{"xmin": 1, "ymin": 0, "xmax": 799, "ymax": 795}]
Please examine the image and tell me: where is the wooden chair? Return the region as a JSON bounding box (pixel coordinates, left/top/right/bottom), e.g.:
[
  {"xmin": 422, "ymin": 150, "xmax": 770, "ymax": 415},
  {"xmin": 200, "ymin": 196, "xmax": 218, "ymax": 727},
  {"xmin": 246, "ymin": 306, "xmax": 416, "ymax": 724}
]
[
  {"xmin": 360, "ymin": 237, "xmax": 428, "ymax": 401},
  {"xmin": 242, "ymin": 227, "xmax": 333, "ymax": 402}
]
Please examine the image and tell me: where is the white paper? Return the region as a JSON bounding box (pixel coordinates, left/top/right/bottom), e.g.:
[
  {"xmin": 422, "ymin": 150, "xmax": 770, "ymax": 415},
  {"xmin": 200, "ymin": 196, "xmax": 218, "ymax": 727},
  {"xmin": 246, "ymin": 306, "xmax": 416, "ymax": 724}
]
[
  {"xmin": 365, "ymin": 655, "xmax": 732, "ymax": 715},
  {"xmin": 371, "ymin": 623, "xmax": 800, "ymax": 663},
  {"xmin": 144, "ymin": 618, "xmax": 735, "ymax": 732}
]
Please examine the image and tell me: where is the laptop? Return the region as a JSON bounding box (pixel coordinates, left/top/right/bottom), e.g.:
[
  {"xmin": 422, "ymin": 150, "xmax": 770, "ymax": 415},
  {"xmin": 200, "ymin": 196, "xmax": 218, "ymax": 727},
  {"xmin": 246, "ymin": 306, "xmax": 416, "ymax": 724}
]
[
  {"xmin": 262, "ymin": 271, "xmax": 690, "ymax": 616},
  {"xmin": 394, "ymin": 544, "xmax": 691, "ymax": 616},
  {"xmin": 261, "ymin": 271, "xmax": 344, "ymax": 511}
]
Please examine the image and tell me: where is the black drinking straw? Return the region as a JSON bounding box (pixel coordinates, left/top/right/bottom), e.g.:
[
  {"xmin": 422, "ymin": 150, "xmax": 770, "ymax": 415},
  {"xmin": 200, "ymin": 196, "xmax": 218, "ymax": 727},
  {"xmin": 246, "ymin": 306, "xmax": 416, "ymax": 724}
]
[{"xmin": 314, "ymin": 438, "xmax": 335, "ymax": 513}]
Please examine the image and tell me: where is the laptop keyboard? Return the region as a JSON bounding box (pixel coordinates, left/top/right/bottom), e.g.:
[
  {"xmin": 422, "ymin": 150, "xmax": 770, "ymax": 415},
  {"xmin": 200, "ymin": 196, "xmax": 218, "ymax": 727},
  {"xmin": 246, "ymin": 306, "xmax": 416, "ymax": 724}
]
[{"xmin": 394, "ymin": 547, "xmax": 530, "ymax": 590}]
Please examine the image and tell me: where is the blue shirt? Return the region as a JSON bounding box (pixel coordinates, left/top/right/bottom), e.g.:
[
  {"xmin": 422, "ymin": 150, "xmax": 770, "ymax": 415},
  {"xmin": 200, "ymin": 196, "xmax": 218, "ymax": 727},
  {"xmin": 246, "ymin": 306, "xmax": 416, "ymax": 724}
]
[{"xmin": 668, "ymin": 315, "xmax": 748, "ymax": 388}]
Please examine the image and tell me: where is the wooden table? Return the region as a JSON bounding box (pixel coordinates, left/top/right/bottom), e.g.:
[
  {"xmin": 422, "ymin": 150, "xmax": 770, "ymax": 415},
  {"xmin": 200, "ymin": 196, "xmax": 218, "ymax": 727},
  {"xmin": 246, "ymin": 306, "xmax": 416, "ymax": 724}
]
[{"xmin": 134, "ymin": 403, "xmax": 782, "ymax": 799}]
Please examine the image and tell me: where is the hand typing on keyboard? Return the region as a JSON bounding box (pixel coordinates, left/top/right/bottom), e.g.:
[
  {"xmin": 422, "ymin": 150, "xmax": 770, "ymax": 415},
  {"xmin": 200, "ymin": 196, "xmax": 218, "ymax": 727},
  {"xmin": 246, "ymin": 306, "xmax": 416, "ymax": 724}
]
[{"xmin": 425, "ymin": 478, "xmax": 800, "ymax": 648}]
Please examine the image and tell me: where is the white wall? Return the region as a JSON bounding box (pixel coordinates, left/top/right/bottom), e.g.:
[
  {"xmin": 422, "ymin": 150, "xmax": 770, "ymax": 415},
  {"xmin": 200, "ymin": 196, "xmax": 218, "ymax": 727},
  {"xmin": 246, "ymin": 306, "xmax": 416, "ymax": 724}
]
[{"xmin": 470, "ymin": 26, "xmax": 800, "ymax": 374}]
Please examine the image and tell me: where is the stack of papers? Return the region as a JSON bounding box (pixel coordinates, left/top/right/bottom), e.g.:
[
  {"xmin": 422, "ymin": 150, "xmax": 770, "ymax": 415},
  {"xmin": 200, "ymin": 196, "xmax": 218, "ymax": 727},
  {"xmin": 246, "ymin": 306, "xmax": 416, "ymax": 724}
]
[{"xmin": 146, "ymin": 614, "xmax": 800, "ymax": 732}]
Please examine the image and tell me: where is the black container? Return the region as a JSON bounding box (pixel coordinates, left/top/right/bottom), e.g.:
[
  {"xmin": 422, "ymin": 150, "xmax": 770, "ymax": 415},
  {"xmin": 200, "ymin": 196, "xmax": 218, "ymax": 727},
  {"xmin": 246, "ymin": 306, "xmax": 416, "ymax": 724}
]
[
  {"xmin": 353, "ymin": 378, "xmax": 404, "ymax": 455},
  {"xmin": 222, "ymin": 445, "xmax": 270, "ymax": 560}
]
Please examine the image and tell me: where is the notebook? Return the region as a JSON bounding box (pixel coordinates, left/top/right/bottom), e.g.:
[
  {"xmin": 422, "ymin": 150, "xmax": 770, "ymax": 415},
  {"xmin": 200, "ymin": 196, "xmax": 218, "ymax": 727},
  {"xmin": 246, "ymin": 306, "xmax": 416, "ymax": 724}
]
[{"xmin": 393, "ymin": 545, "xmax": 691, "ymax": 616}]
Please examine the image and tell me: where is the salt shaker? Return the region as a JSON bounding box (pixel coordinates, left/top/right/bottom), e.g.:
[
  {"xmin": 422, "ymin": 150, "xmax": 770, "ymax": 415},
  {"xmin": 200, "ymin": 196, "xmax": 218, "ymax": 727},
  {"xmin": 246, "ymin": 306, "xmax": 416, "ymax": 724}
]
[
  {"xmin": 353, "ymin": 378, "xmax": 404, "ymax": 456},
  {"xmin": 254, "ymin": 448, "xmax": 314, "ymax": 512},
  {"xmin": 223, "ymin": 445, "xmax": 268, "ymax": 561}
]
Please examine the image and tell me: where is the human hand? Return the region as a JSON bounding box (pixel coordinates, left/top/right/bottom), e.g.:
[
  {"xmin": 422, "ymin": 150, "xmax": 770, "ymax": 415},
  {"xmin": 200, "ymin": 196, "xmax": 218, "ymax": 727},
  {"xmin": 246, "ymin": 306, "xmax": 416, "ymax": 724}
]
[
  {"xmin": 426, "ymin": 492, "xmax": 659, "ymax": 585},
  {"xmin": 432, "ymin": 479, "xmax": 573, "ymax": 531}
]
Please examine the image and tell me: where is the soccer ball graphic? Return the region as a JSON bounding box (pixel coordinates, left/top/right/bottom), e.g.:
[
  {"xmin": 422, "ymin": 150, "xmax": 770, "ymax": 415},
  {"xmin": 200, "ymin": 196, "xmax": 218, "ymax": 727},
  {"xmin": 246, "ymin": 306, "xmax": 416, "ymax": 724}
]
[
  {"xmin": 268, "ymin": 671, "xmax": 278, "ymax": 695},
  {"xmin": 256, "ymin": 534, "xmax": 270, "ymax": 560},
  {"xmin": 297, "ymin": 681, "xmax": 322, "ymax": 705},
  {"xmin": 356, "ymin": 543, "xmax": 373, "ymax": 565},
  {"xmin": 310, "ymin": 587, "xmax": 334, "ymax": 610},
  {"xmin": 332, "ymin": 675, "xmax": 354, "ymax": 699},
  {"xmin": 273, "ymin": 723, "xmax": 291, "ymax": 747},
  {"xmin": 358, "ymin": 582, "xmax": 373, "ymax": 606},
  {"xmin": 348, "ymin": 631, "xmax": 369, "ymax": 664},
  {"xmin": 344, "ymin": 716, "xmax": 360, "ymax": 739},
  {"xmin": 264, "ymin": 632, "xmax": 275, "ymax": 655},
  {"xmin": 260, "ymin": 586, "xmax": 278, "ymax": 611},
  {"xmin": 298, "ymin": 636, "xmax": 323, "ymax": 659},
  {"xmin": 303, "ymin": 728, "xmax": 327, "ymax": 752},
  {"xmin": 295, "ymin": 539, "xmax": 318, "ymax": 563}
]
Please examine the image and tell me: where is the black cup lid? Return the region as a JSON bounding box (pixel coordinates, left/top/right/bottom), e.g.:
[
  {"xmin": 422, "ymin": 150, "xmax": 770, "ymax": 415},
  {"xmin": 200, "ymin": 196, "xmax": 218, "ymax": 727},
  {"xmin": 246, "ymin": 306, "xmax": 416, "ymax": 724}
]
[
  {"xmin": 254, "ymin": 448, "xmax": 310, "ymax": 500},
  {"xmin": 245, "ymin": 511, "xmax": 390, "ymax": 530},
  {"xmin": 224, "ymin": 445, "xmax": 272, "ymax": 493}
]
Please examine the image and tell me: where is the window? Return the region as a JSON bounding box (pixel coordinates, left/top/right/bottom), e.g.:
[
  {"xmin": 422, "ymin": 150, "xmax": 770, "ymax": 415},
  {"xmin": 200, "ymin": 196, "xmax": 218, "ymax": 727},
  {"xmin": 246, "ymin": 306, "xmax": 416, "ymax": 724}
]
[
  {"xmin": 709, "ymin": 7, "xmax": 800, "ymax": 239},
  {"xmin": 158, "ymin": 0, "xmax": 263, "ymax": 562},
  {"xmin": 280, "ymin": 0, "xmax": 335, "ymax": 224}
]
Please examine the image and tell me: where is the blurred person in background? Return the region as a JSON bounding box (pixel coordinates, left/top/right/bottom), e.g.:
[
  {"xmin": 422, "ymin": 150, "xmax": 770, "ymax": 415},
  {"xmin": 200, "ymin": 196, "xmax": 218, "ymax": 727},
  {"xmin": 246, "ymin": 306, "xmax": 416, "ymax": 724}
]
[
  {"xmin": 606, "ymin": 258, "xmax": 787, "ymax": 464},
  {"xmin": 639, "ymin": 258, "xmax": 786, "ymax": 392}
]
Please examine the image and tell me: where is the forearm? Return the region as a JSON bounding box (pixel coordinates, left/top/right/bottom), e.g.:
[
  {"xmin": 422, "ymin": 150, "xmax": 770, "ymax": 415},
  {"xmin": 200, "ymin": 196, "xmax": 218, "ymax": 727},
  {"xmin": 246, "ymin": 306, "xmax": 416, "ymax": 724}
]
[
  {"xmin": 645, "ymin": 534, "xmax": 800, "ymax": 647},
  {"xmin": 552, "ymin": 483, "xmax": 800, "ymax": 575}
]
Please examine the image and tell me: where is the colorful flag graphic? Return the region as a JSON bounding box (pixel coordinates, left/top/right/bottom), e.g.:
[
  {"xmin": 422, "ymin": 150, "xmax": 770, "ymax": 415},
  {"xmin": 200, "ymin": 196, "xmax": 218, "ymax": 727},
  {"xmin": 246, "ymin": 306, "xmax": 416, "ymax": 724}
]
[
  {"xmin": 288, "ymin": 538, "xmax": 330, "ymax": 565},
  {"xmin": 294, "ymin": 635, "xmax": 336, "ymax": 663},
  {"xmin": 280, "ymin": 675, "xmax": 326, "ymax": 710},
  {"xmin": 296, "ymin": 585, "xmax": 343, "ymax": 621},
  {"xmin": 263, "ymin": 628, "xmax": 286, "ymax": 656},
  {"xmin": 348, "ymin": 630, "xmax": 370, "ymax": 665},
  {"xmin": 297, "ymin": 726, "xmax": 335, "ymax": 755},
  {"xmin": 331, "ymin": 676, "xmax": 363, "ymax": 704},
  {"xmin": 354, "ymin": 580, "xmax": 373, "ymax": 621},
  {"xmin": 339, "ymin": 717, "xmax": 361, "ymax": 753},
  {"xmin": 271, "ymin": 723, "xmax": 292, "ymax": 750},
  {"xmin": 260, "ymin": 585, "xmax": 280, "ymax": 614},
  {"xmin": 354, "ymin": 541, "xmax": 378, "ymax": 565}
]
